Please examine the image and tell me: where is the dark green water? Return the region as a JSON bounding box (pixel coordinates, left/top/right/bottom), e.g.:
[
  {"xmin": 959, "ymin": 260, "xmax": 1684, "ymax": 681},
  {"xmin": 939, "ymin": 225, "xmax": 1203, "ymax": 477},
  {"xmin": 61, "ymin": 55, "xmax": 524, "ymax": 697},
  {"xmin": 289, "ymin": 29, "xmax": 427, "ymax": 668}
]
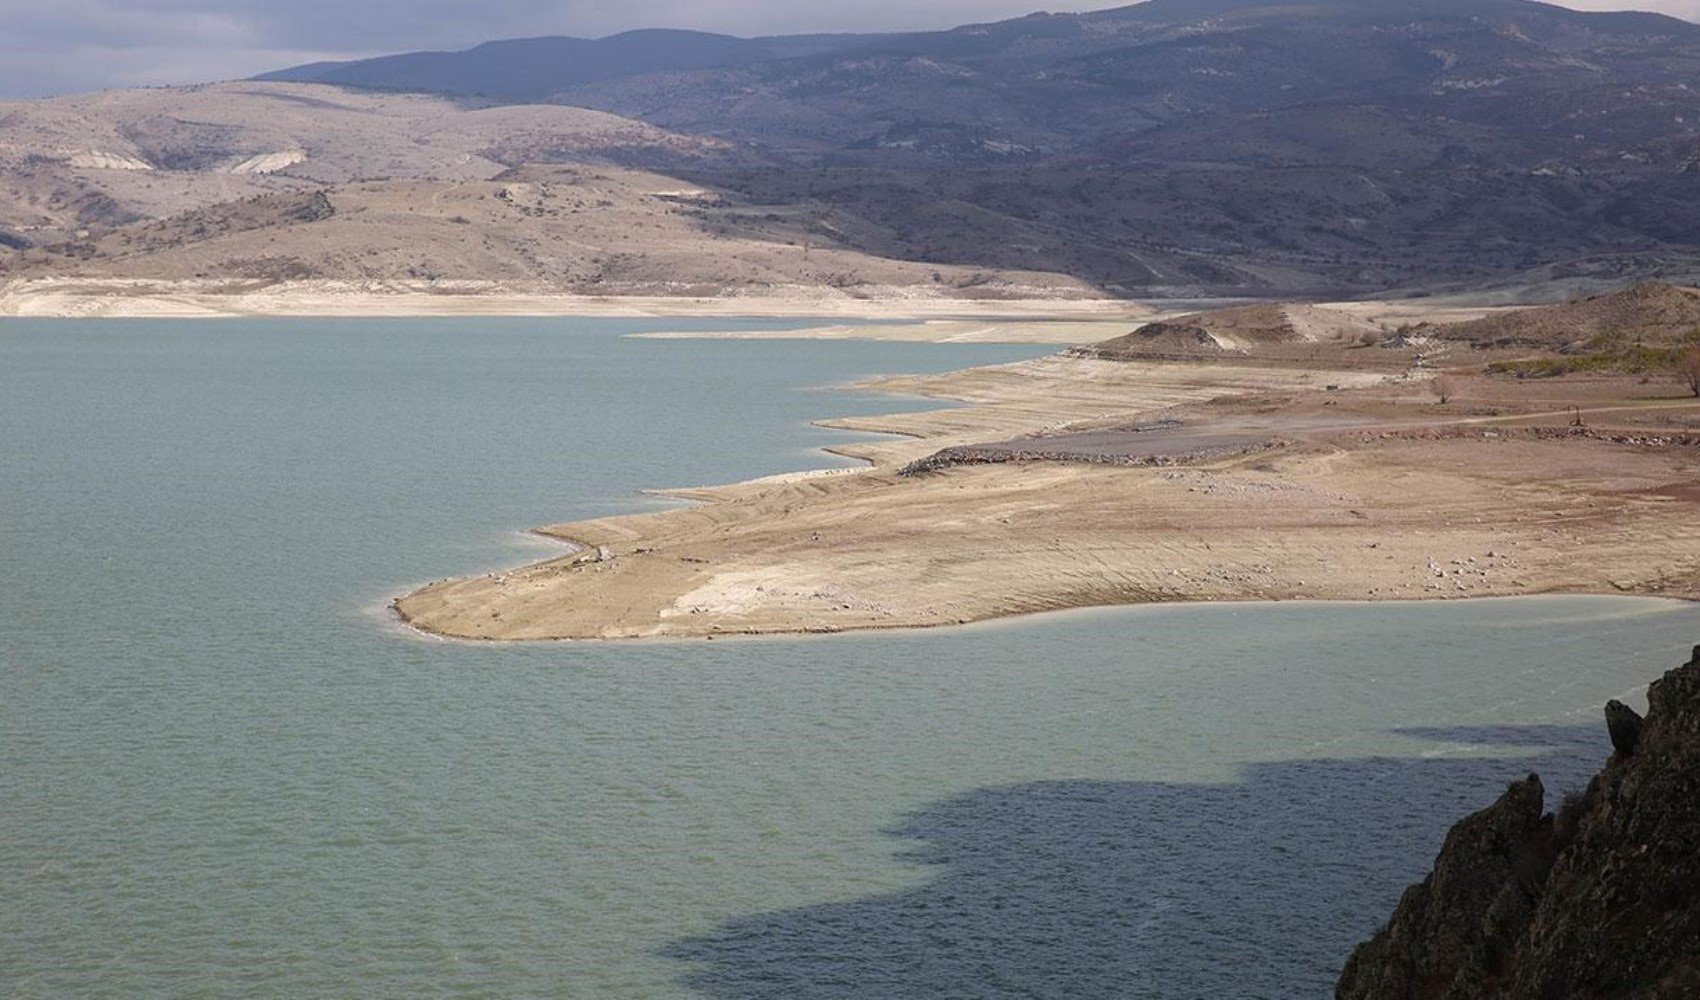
[{"xmin": 2, "ymin": 318, "xmax": 1696, "ymax": 998}]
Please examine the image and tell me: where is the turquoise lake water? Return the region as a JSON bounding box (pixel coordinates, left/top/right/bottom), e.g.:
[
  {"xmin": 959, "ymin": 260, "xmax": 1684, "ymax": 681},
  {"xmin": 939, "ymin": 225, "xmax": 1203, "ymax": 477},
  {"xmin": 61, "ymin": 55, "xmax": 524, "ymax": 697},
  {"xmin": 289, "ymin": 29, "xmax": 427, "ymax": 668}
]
[{"xmin": 3, "ymin": 317, "xmax": 1697, "ymax": 998}]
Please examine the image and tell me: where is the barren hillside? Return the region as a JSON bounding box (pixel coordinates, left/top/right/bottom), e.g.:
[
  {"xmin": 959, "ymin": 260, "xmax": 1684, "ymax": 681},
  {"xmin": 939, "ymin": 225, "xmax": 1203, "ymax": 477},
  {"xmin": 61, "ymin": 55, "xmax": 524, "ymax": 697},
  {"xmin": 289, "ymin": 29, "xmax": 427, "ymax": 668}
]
[
  {"xmin": 273, "ymin": 0, "xmax": 1700, "ymax": 174},
  {"xmin": 247, "ymin": 0, "xmax": 1700, "ymax": 298},
  {"xmin": 1, "ymin": 165, "xmax": 1094, "ymax": 299},
  {"xmin": 18, "ymin": 0, "xmax": 1700, "ymax": 300},
  {"xmin": 0, "ymin": 82, "xmax": 1109, "ymax": 301},
  {"xmin": 1082, "ymin": 302, "xmax": 1384, "ymax": 357},
  {"xmin": 1434, "ymin": 281, "xmax": 1700, "ymax": 350},
  {"xmin": 0, "ymin": 82, "xmax": 753, "ymax": 246}
]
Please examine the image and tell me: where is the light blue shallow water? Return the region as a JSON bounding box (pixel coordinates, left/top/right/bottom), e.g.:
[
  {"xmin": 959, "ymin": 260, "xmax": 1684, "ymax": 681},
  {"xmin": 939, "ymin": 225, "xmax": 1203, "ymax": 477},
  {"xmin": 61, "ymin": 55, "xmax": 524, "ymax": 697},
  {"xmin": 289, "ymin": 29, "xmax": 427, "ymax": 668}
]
[{"xmin": 2, "ymin": 318, "xmax": 1696, "ymax": 998}]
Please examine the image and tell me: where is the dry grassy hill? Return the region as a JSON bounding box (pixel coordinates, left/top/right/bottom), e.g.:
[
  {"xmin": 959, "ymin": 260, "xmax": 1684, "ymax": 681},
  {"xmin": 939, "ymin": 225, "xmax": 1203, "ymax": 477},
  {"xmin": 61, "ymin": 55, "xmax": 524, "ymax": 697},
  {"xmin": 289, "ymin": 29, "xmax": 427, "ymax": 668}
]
[
  {"xmin": 1081, "ymin": 302, "xmax": 1384, "ymax": 358},
  {"xmin": 1435, "ymin": 282, "xmax": 1700, "ymax": 351}
]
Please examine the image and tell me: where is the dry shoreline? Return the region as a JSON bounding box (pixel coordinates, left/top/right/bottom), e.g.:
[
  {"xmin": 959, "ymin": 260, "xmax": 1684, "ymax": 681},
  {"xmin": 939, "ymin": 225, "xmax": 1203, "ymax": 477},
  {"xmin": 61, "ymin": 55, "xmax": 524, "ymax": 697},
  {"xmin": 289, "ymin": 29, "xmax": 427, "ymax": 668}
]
[
  {"xmin": 394, "ymin": 587, "xmax": 1700, "ymax": 645},
  {"xmin": 0, "ymin": 278, "xmax": 1144, "ymax": 322},
  {"xmin": 393, "ymin": 336, "xmax": 1700, "ymax": 641},
  {"xmin": 0, "ymin": 279, "xmax": 1503, "ymax": 333},
  {"xmin": 50, "ymin": 286, "xmax": 1669, "ymax": 643}
]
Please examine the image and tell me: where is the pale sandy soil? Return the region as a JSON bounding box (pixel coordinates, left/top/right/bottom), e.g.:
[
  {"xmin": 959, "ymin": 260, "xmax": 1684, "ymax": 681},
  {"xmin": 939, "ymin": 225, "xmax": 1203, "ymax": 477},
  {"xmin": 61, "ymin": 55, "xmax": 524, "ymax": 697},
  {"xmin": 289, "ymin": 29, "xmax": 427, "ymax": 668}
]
[
  {"xmin": 393, "ymin": 340, "xmax": 1700, "ymax": 641},
  {"xmin": 1320, "ymin": 299, "xmax": 1511, "ymax": 328},
  {"xmin": 0, "ymin": 278, "xmax": 1130, "ymax": 320},
  {"xmin": 629, "ymin": 300, "xmax": 1506, "ymax": 344},
  {"xmin": 630, "ymin": 318, "xmax": 1162, "ymax": 344}
]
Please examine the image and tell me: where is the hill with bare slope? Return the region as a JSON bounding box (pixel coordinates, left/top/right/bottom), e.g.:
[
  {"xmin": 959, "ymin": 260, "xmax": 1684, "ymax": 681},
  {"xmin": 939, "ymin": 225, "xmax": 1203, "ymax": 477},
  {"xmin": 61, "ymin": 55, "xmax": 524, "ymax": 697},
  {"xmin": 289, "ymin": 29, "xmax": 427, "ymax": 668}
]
[
  {"xmin": 22, "ymin": 0, "xmax": 1700, "ymax": 299},
  {"xmin": 0, "ymin": 81, "xmax": 1116, "ymax": 303},
  {"xmin": 246, "ymin": 0, "xmax": 1700, "ymax": 298},
  {"xmin": 0, "ymin": 82, "xmax": 754, "ymax": 248},
  {"xmin": 260, "ymin": 30, "xmax": 873, "ymax": 102},
  {"xmin": 0, "ymin": 165, "xmax": 1093, "ymax": 300},
  {"xmin": 270, "ymin": 0, "xmax": 1700, "ymax": 174},
  {"xmin": 1435, "ymin": 281, "xmax": 1700, "ymax": 350},
  {"xmin": 1080, "ymin": 302, "xmax": 1384, "ymax": 357}
]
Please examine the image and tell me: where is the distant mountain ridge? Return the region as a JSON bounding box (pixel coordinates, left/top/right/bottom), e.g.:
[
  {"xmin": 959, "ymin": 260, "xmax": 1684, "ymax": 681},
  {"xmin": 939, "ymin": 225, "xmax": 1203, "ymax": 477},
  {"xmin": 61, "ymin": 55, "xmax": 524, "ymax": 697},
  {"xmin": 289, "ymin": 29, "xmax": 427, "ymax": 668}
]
[
  {"xmin": 258, "ymin": 0, "xmax": 1700, "ymax": 170},
  {"xmin": 14, "ymin": 0, "xmax": 1700, "ymax": 300},
  {"xmin": 257, "ymin": 29, "xmax": 875, "ymax": 102}
]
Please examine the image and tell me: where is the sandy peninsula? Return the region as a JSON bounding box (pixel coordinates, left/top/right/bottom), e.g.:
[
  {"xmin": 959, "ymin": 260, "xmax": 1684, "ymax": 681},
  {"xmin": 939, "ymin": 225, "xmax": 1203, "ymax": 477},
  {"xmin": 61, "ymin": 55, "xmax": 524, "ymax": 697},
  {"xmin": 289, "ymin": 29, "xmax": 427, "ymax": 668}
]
[{"xmin": 394, "ymin": 304, "xmax": 1700, "ymax": 640}]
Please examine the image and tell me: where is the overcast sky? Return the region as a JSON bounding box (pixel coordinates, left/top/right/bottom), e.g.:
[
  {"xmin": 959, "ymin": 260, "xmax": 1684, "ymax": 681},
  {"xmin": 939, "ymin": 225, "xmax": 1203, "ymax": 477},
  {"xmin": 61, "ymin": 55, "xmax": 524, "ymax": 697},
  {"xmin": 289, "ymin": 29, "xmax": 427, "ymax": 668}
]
[{"xmin": 2, "ymin": 0, "xmax": 1696, "ymax": 99}]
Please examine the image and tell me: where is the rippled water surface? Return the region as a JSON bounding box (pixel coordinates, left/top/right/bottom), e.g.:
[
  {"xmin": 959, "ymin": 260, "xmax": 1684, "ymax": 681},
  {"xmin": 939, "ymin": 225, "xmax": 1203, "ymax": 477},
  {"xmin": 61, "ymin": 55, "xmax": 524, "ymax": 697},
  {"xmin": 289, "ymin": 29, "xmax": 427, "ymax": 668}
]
[{"xmin": 3, "ymin": 318, "xmax": 1697, "ymax": 998}]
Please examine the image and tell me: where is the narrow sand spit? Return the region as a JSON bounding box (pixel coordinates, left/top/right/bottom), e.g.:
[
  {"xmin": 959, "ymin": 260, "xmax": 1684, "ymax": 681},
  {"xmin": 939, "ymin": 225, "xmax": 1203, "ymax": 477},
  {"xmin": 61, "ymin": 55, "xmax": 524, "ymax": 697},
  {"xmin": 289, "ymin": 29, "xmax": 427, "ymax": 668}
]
[
  {"xmin": 395, "ymin": 342, "xmax": 1700, "ymax": 641},
  {"xmin": 629, "ymin": 318, "xmax": 1182, "ymax": 344}
]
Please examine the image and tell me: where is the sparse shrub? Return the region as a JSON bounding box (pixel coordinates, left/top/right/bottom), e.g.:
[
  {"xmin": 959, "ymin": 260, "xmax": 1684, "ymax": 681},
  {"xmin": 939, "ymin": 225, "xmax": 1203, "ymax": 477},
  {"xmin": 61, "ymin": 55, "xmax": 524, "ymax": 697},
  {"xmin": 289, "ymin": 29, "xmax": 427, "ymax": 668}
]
[
  {"xmin": 1431, "ymin": 374, "xmax": 1458, "ymax": 404},
  {"xmin": 1488, "ymin": 346, "xmax": 1693, "ymax": 380},
  {"xmin": 1678, "ymin": 344, "xmax": 1700, "ymax": 398}
]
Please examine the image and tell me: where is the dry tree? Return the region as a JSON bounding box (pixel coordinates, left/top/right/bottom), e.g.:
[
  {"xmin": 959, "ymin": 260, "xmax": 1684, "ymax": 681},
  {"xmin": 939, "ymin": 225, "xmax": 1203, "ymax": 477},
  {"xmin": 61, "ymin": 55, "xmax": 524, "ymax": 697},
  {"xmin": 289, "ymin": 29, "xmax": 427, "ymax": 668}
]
[
  {"xmin": 1678, "ymin": 344, "xmax": 1700, "ymax": 398},
  {"xmin": 1431, "ymin": 373, "xmax": 1458, "ymax": 404}
]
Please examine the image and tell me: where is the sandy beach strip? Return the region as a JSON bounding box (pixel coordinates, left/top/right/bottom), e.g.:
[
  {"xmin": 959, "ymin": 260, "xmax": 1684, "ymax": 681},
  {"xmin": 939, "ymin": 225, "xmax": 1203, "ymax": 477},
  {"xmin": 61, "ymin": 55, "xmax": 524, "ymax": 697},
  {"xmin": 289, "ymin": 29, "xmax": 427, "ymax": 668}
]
[{"xmin": 0, "ymin": 277, "xmax": 1145, "ymax": 322}]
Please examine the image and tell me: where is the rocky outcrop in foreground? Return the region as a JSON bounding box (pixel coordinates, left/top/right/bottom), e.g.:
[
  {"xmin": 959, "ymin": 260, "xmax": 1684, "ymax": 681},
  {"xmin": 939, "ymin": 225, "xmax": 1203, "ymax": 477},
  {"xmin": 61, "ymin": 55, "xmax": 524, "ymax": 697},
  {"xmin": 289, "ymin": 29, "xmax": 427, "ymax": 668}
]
[{"xmin": 1338, "ymin": 645, "xmax": 1700, "ymax": 999}]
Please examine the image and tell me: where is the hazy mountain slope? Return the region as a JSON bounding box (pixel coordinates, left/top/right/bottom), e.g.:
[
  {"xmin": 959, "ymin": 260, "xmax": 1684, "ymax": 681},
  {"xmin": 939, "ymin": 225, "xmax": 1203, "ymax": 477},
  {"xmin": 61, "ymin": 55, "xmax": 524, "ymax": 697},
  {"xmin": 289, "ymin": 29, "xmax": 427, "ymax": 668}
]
[
  {"xmin": 235, "ymin": 0, "xmax": 1700, "ymax": 297},
  {"xmin": 681, "ymin": 165, "xmax": 1700, "ymax": 296},
  {"xmin": 257, "ymin": 30, "xmax": 872, "ymax": 102},
  {"xmin": 510, "ymin": 0, "xmax": 1700, "ymax": 168},
  {"xmin": 308, "ymin": 0, "xmax": 1700, "ymax": 170},
  {"xmin": 18, "ymin": 0, "xmax": 1700, "ymax": 299}
]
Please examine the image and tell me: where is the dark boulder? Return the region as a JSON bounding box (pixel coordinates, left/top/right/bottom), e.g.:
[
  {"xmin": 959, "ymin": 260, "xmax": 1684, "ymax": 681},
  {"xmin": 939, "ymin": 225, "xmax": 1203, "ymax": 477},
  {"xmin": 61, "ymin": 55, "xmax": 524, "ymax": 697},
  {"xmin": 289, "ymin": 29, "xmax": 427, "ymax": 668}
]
[{"xmin": 1605, "ymin": 699, "xmax": 1644, "ymax": 756}]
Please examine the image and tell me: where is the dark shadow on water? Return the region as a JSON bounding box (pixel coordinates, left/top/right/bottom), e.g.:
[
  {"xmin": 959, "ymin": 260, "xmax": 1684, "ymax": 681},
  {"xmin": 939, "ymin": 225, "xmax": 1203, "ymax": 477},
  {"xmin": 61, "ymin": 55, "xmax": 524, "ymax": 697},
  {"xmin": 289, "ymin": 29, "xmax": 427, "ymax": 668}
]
[
  {"xmin": 663, "ymin": 726, "xmax": 1605, "ymax": 999},
  {"xmin": 1391, "ymin": 724, "xmax": 1607, "ymax": 749}
]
